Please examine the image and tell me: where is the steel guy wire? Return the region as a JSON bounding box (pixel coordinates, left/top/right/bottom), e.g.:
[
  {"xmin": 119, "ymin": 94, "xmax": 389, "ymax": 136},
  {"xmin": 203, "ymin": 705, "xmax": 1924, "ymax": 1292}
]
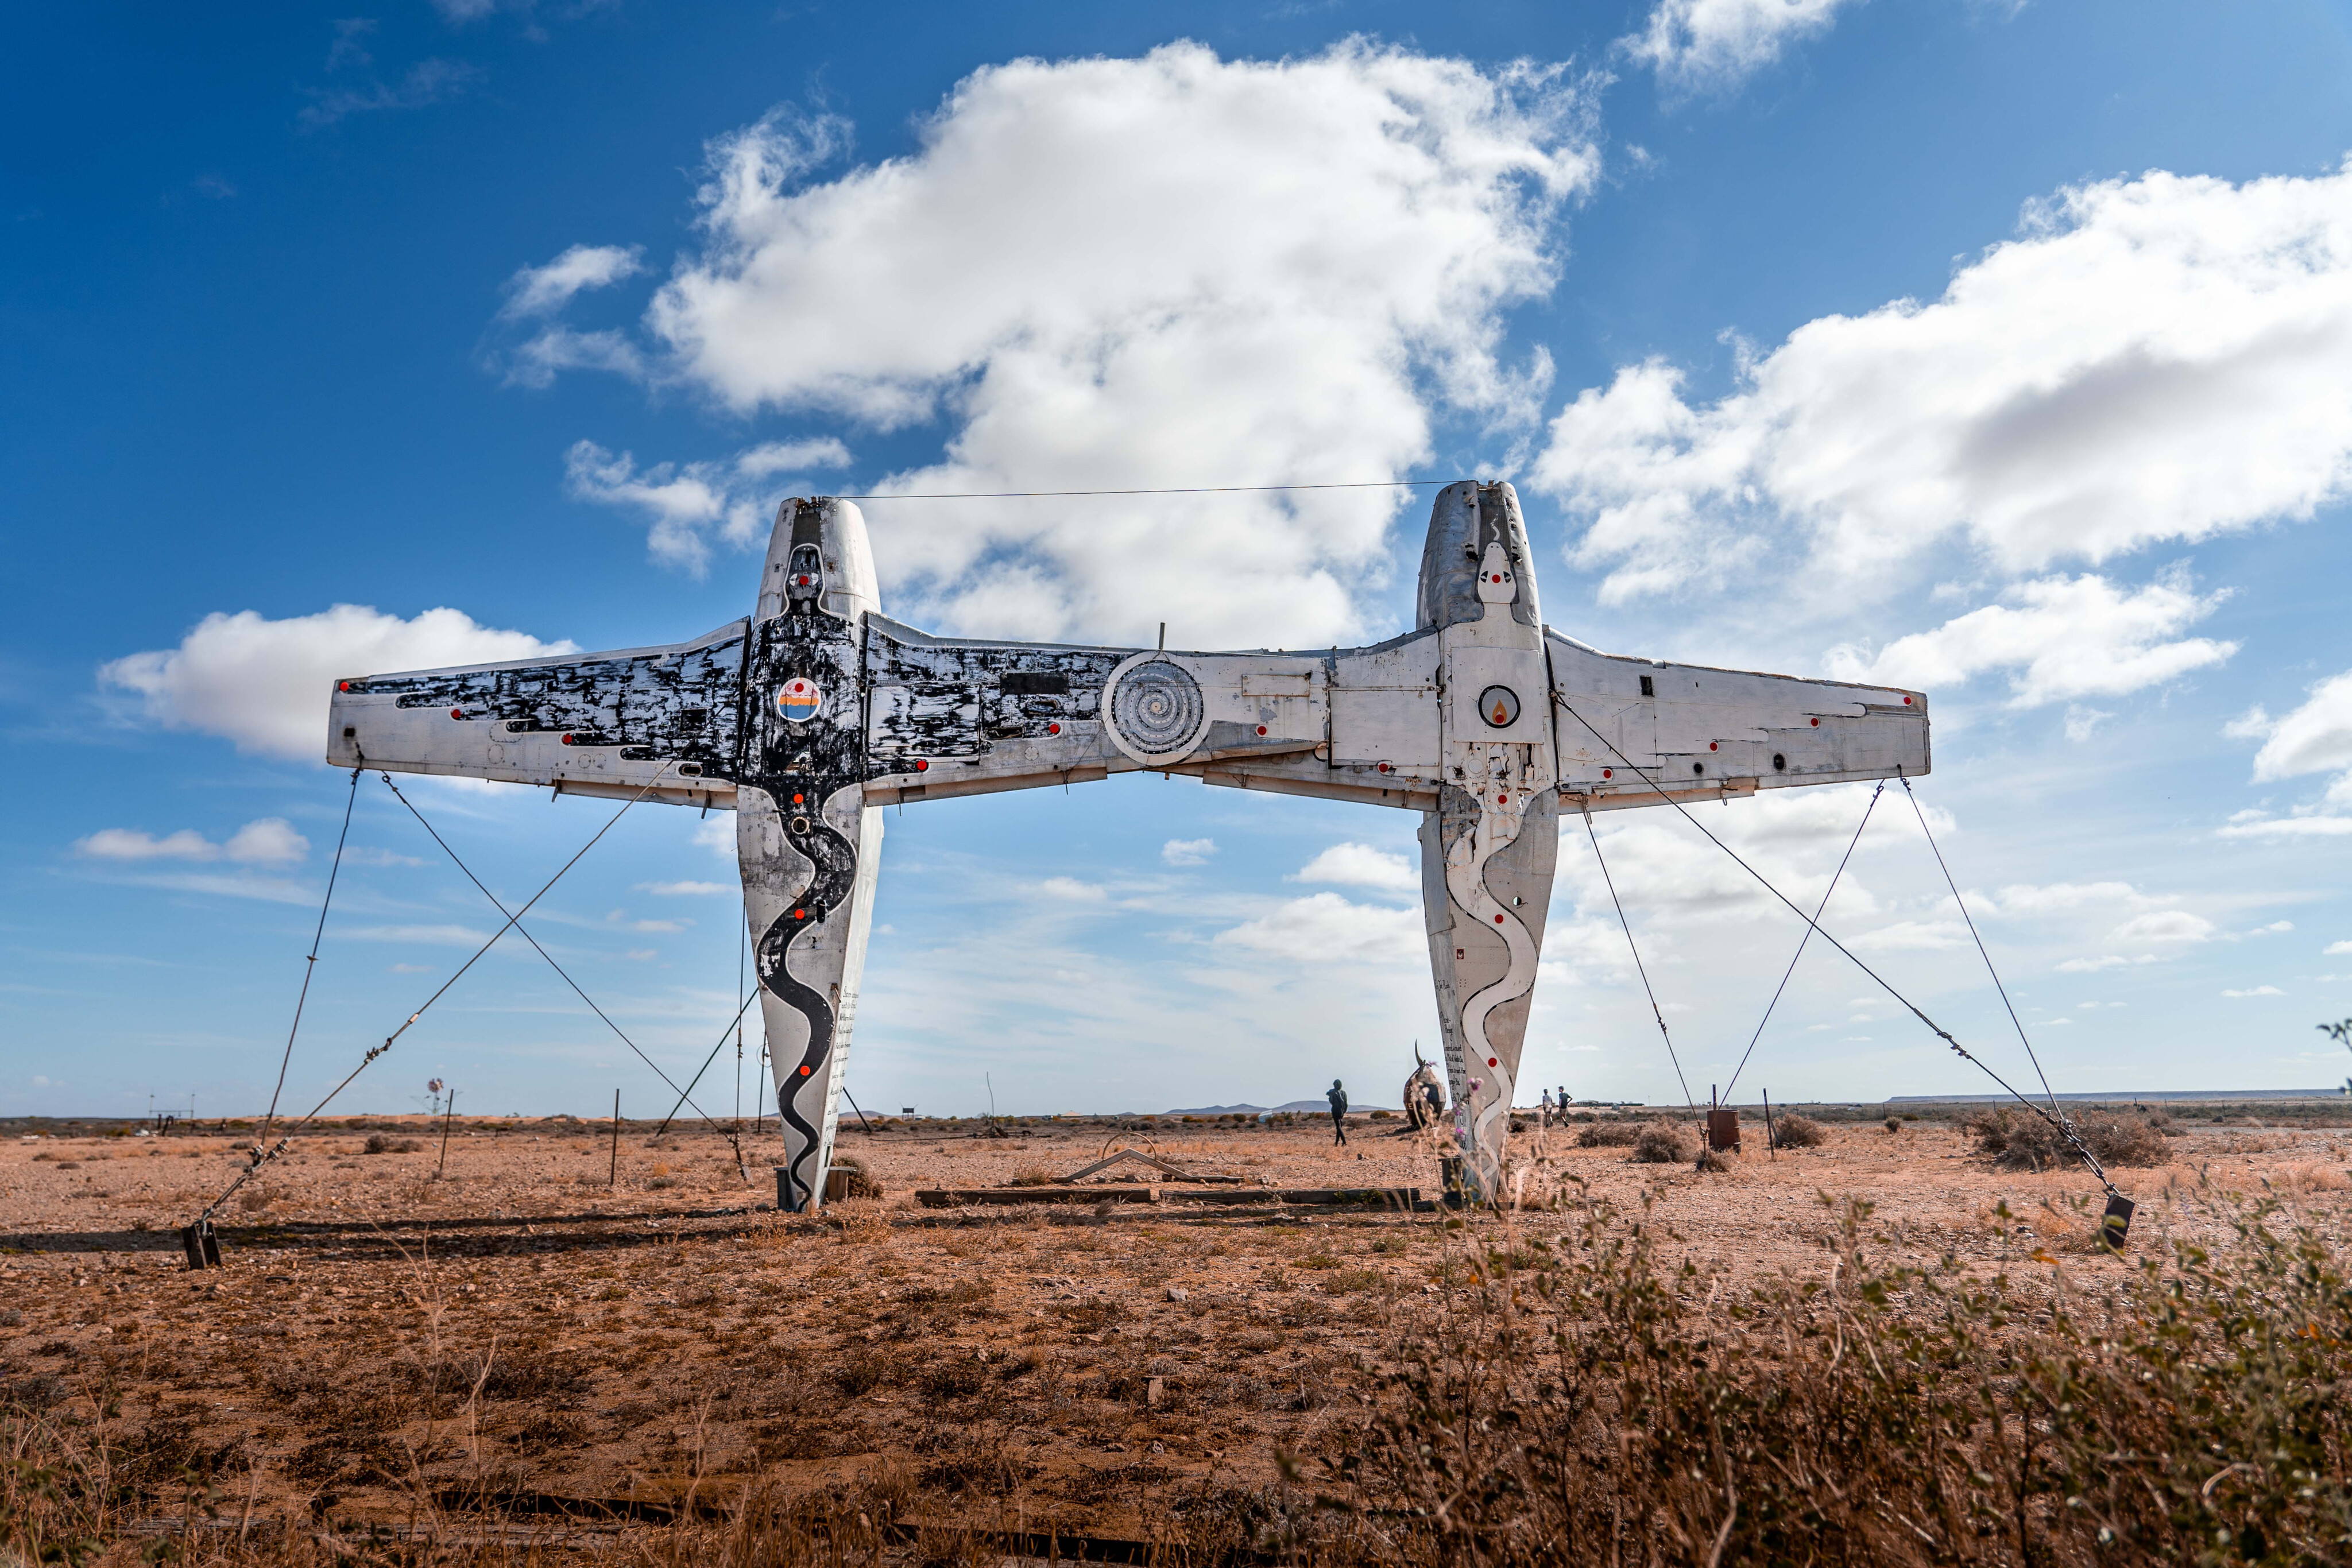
[
  {"xmin": 1722, "ymin": 780, "xmax": 1883, "ymax": 1100},
  {"xmin": 1551, "ymin": 695, "xmax": 2120, "ymax": 1199},
  {"xmin": 1581, "ymin": 805, "xmax": 1696, "ymax": 1111},
  {"xmin": 194, "ymin": 764, "xmax": 675, "ymax": 1226},
  {"xmin": 654, "ymin": 987, "xmax": 767, "ymax": 1139},
  {"xmin": 378, "ymin": 771, "xmax": 722, "ymax": 1131},
  {"xmin": 257, "ymin": 766, "xmax": 361, "ymax": 1150},
  {"xmin": 1895, "ymin": 769, "xmax": 2068, "ymax": 1124}
]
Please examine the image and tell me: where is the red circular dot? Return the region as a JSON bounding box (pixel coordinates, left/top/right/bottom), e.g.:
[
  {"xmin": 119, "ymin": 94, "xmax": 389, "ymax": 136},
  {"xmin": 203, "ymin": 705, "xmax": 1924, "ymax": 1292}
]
[
  {"xmin": 798, "ymin": 1065, "xmax": 811, "ymax": 1077},
  {"xmin": 1256, "ymin": 725, "xmax": 1268, "ymax": 735},
  {"xmin": 796, "ymin": 575, "xmax": 811, "ymax": 586},
  {"xmin": 914, "ymin": 759, "xmax": 929, "ymax": 772},
  {"xmin": 1903, "ymin": 695, "xmax": 1913, "ymax": 705},
  {"xmin": 1494, "ymin": 913, "xmax": 1504, "ymax": 923},
  {"xmin": 1601, "ymin": 767, "xmax": 1612, "ymax": 779},
  {"xmin": 794, "ymin": 909, "xmax": 806, "ymax": 919},
  {"xmin": 338, "ymin": 680, "xmax": 349, "ymax": 692},
  {"xmin": 1810, "ymin": 717, "xmax": 1820, "ymax": 727},
  {"xmin": 1487, "ymin": 1056, "xmax": 1498, "ymax": 1068},
  {"xmin": 1048, "ymin": 722, "xmax": 1061, "ymax": 735},
  {"xmin": 562, "ymin": 733, "xmax": 574, "ymax": 745},
  {"xmin": 1496, "ymin": 792, "xmax": 1508, "ymax": 804},
  {"xmin": 1490, "ymin": 573, "xmax": 1502, "ymax": 583},
  {"xmin": 1709, "ymin": 741, "xmax": 1718, "ymax": 751},
  {"xmin": 1378, "ymin": 762, "xmax": 1392, "ymax": 773},
  {"xmin": 449, "ymin": 708, "xmax": 463, "ymax": 720},
  {"xmin": 791, "ymin": 792, "xmax": 803, "ymax": 804}
]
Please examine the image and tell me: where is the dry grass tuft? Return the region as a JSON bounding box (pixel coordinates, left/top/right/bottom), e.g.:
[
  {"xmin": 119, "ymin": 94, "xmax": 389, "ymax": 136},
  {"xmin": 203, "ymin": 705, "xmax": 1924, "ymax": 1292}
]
[
  {"xmin": 1967, "ymin": 1107, "xmax": 2171, "ymax": 1170},
  {"xmin": 362, "ymin": 1133, "xmax": 423, "ymax": 1155},
  {"xmin": 1628, "ymin": 1121, "xmax": 1693, "ymax": 1164},
  {"xmin": 1770, "ymin": 1113, "xmax": 1826, "ymax": 1149}
]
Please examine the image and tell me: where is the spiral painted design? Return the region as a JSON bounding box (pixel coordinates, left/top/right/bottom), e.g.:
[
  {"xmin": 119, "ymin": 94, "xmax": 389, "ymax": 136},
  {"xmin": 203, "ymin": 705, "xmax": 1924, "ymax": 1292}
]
[{"xmin": 1109, "ymin": 660, "xmax": 1204, "ymax": 755}]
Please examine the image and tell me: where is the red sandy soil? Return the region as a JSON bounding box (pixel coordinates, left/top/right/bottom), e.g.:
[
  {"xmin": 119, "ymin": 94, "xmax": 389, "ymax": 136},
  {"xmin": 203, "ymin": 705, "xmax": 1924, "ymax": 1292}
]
[{"xmin": 3, "ymin": 1108, "xmax": 2348, "ymax": 1546}]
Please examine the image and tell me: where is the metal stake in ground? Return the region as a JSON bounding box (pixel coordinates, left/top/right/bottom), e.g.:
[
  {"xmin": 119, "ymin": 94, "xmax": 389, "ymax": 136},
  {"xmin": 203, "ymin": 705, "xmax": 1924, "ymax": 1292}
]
[
  {"xmin": 436, "ymin": 1086, "xmax": 455, "ymax": 1178},
  {"xmin": 609, "ymin": 1089, "xmax": 620, "ymax": 1188},
  {"xmin": 1763, "ymin": 1089, "xmax": 1775, "ymax": 1162}
]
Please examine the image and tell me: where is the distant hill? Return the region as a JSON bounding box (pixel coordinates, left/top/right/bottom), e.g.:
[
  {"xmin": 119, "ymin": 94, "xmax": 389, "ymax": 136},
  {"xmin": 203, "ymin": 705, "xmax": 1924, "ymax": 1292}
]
[{"xmin": 1164, "ymin": 1101, "xmax": 1401, "ymax": 1116}]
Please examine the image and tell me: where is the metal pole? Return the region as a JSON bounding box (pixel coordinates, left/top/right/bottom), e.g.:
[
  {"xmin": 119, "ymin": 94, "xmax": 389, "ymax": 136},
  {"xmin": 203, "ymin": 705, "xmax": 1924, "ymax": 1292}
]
[
  {"xmin": 610, "ymin": 1089, "xmax": 620, "ymax": 1188},
  {"xmin": 1763, "ymin": 1088, "xmax": 1775, "ymax": 1160},
  {"xmin": 437, "ymin": 1087, "xmax": 455, "ymax": 1177}
]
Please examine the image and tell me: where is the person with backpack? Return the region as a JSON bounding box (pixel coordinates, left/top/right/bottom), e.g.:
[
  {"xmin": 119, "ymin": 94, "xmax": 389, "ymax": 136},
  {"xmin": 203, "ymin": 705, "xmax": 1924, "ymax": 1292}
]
[{"xmin": 1326, "ymin": 1079, "xmax": 1349, "ymax": 1145}]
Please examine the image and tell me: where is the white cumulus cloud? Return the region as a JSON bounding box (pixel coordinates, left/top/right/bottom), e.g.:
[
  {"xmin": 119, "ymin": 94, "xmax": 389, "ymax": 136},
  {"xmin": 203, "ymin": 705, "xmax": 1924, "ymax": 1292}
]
[
  {"xmin": 1214, "ymin": 892, "xmax": 1423, "ymax": 965},
  {"xmin": 1619, "ymin": 0, "xmax": 1856, "ymax": 95},
  {"xmin": 501, "ymin": 243, "xmax": 645, "ymax": 320},
  {"xmin": 2237, "ymin": 669, "xmax": 2352, "ymax": 784},
  {"xmin": 1292, "ymin": 842, "xmax": 1419, "ymax": 895},
  {"xmin": 559, "ymin": 42, "xmax": 1596, "ymax": 645},
  {"xmin": 1161, "ymin": 838, "xmax": 1217, "ymax": 867},
  {"xmin": 2222, "ymin": 985, "xmax": 2285, "ymax": 998},
  {"xmin": 2110, "ymin": 910, "xmax": 2214, "ymax": 945},
  {"xmin": 1825, "ymin": 568, "xmax": 2235, "ymax": 706},
  {"xmin": 563, "ymin": 438, "xmax": 853, "ymax": 574},
  {"xmin": 1535, "ymin": 161, "xmax": 2352, "ymax": 604},
  {"xmin": 76, "ymin": 818, "xmax": 309, "ymax": 865},
  {"xmin": 101, "ymin": 605, "xmax": 575, "ymax": 762}
]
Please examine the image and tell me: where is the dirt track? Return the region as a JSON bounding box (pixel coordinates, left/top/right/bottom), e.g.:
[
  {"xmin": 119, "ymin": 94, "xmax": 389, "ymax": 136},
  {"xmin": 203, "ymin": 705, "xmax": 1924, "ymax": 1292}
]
[{"xmin": 4, "ymin": 1108, "xmax": 2348, "ymax": 1542}]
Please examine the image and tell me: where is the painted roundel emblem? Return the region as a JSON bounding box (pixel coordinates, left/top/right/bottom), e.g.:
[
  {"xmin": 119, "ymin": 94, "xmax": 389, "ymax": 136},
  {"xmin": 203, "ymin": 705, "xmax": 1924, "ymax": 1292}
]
[
  {"xmin": 1111, "ymin": 661, "xmax": 1205, "ymax": 750},
  {"xmin": 1104, "ymin": 657, "xmax": 1208, "ymax": 762},
  {"xmin": 774, "ymin": 677, "xmax": 822, "ymax": 723},
  {"xmin": 1478, "ymin": 685, "xmax": 1521, "ymax": 729}
]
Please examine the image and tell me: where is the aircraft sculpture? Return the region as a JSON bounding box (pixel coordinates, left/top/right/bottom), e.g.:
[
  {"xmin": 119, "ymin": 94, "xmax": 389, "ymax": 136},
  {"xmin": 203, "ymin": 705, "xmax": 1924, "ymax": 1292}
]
[{"xmin": 327, "ymin": 482, "xmax": 1928, "ymax": 1209}]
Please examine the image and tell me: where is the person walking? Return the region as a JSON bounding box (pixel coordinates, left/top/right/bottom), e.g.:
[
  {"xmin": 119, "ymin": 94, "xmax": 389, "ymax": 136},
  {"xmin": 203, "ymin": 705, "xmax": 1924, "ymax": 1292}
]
[{"xmin": 1327, "ymin": 1078, "xmax": 1349, "ymax": 1145}]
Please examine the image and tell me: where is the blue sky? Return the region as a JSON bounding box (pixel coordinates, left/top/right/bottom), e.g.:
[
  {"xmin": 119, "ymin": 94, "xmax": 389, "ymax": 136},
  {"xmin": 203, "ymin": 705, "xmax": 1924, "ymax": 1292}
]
[{"xmin": 7, "ymin": 0, "xmax": 2352, "ymax": 1121}]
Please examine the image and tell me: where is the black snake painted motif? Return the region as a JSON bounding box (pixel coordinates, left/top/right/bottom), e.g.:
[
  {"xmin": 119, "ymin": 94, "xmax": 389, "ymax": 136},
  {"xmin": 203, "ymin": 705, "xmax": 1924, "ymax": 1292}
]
[{"xmin": 755, "ymin": 797, "xmax": 858, "ymax": 1211}]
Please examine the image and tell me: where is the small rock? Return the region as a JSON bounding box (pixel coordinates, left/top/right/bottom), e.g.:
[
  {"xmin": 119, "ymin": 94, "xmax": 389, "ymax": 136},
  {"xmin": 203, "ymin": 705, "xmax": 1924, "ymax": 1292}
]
[
  {"xmin": 1146, "ymin": 1375, "xmax": 1164, "ymax": 1408},
  {"xmin": 1164, "ymin": 1286, "xmax": 1187, "ymax": 1302},
  {"xmin": 1148, "ymin": 1440, "xmax": 1166, "ymax": 1455}
]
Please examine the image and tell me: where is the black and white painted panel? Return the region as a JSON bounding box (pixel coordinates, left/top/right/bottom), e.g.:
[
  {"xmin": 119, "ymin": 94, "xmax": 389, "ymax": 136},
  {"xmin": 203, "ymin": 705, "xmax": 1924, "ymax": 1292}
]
[{"xmin": 324, "ymin": 618, "xmax": 749, "ymax": 806}]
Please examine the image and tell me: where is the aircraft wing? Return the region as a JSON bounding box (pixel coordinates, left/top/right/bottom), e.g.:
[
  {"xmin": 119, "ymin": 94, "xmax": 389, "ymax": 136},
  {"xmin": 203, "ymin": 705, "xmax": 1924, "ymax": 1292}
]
[
  {"xmin": 858, "ymin": 617, "xmax": 1441, "ymax": 811},
  {"xmin": 1545, "ymin": 629, "xmax": 1927, "ymax": 813},
  {"xmin": 325, "ymin": 619, "xmax": 750, "ymax": 807}
]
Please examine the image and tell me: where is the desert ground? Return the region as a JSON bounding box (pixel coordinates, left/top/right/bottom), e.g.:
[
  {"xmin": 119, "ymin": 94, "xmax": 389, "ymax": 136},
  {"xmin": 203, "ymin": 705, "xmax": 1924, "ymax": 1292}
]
[{"xmin": 3, "ymin": 1101, "xmax": 2350, "ymax": 1558}]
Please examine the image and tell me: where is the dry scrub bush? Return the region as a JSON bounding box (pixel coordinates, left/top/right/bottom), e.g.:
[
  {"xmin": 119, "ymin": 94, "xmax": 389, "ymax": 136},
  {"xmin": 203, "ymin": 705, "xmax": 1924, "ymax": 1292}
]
[
  {"xmin": 1771, "ymin": 1113, "xmax": 1827, "ymax": 1149},
  {"xmin": 1575, "ymin": 1120, "xmax": 1643, "ymax": 1147},
  {"xmin": 1967, "ymin": 1108, "xmax": 2170, "ymax": 1171},
  {"xmin": 1341, "ymin": 1187, "xmax": 2352, "ymax": 1566},
  {"xmin": 1628, "ymin": 1120, "xmax": 1693, "ymax": 1164},
  {"xmin": 362, "ymin": 1133, "xmax": 422, "ymax": 1154},
  {"xmin": 830, "ymin": 1156, "xmax": 881, "ymax": 1199},
  {"xmin": 2274, "ymin": 1161, "xmax": 2351, "ymax": 1196}
]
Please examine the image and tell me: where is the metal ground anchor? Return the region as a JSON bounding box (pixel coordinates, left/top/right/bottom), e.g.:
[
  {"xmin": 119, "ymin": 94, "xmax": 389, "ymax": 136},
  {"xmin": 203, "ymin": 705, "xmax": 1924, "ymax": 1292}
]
[
  {"xmin": 2100, "ymin": 1191, "xmax": 2135, "ymax": 1249},
  {"xmin": 180, "ymin": 1218, "xmax": 220, "ymax": 1270}
]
